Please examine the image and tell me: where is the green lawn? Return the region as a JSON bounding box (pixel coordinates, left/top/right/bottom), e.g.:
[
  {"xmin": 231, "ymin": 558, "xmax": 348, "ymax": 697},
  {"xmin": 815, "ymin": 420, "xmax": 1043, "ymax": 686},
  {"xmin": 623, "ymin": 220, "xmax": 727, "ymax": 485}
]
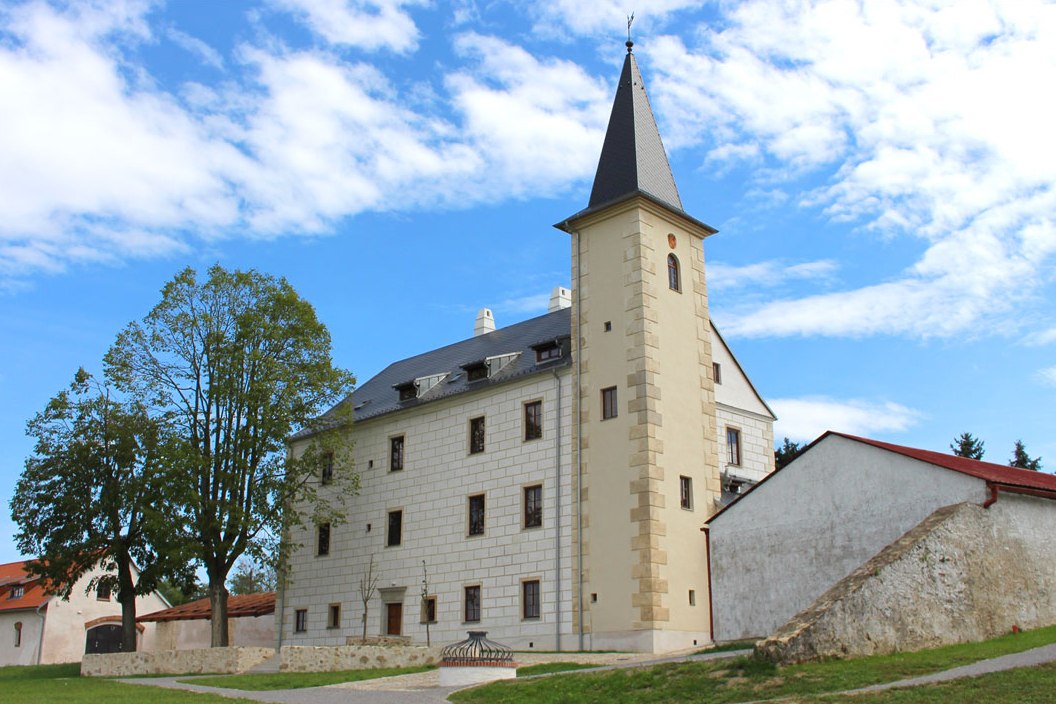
[
  {"xmin": 451, "ymin": 625, "xmax": 1056, "ymax": 704},
  {"xmin": 0, "ymin": 662, "xmax": 258, "ymax": 704},
  {"xmin": 815, "ymin": 662, "xmax": 1056, "ymax": 703},
  {"xmin": 517, "ymin": 662, "xmax": 598, "ymax": 677},
  {"xmin": 184, "ymin": 664, "xmax": 435, "ymax": 690}
]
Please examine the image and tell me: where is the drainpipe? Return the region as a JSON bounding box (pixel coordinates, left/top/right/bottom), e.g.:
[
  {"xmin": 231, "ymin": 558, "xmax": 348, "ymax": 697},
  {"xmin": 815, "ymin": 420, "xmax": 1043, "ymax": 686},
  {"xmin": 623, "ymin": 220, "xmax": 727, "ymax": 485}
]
[
  {"xmin": 574, "ymin": 229, "xmax": 585, "ymax": 652},
  {"xmin": 552, "ymin": 367, "xmax": 563, "ymax": 651},
  {"xmin": 34, "ymin": 600, "xmax": 48, "ymax": 665},
  {"xmin": 982, "ymin": 482, "xmax": 999, "ymax": 508},
  {"xmin": 701, "ymin": 525, "xmax": 714, "ymax": 644}
]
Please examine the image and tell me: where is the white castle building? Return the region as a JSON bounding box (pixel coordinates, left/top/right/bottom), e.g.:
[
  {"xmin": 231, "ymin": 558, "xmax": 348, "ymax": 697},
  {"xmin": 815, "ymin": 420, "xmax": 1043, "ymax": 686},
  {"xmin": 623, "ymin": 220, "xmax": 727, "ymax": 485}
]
[{"xmin": 279, "ymin": 42, "xmax": 775, "ymax": 654}]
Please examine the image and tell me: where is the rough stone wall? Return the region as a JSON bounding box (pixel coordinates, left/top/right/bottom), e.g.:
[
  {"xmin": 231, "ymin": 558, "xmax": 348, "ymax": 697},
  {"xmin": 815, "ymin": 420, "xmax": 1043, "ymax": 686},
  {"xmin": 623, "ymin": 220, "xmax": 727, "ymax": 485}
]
[
  {"xmin": 279, "ymin": 644, "xmax": 441, "ymax": 672},
  {"xmin": 81, "ymin": 646, "xmax": 275, "ymax": 676},
  {"xmin": 758, "ymin": 496, "xmax": 1056, "ymax": 664}
]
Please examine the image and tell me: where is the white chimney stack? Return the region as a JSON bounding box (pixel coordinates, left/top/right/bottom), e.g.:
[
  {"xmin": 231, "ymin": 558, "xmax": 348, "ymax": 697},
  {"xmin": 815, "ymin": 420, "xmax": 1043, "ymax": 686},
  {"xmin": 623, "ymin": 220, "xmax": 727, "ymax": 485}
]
[
  {"xmin": 474, "ymin": 308, "xmax": 495, "ymax": 336},
  {"xmin": 548, "ymin": 286, "xmax": 572, "ymax": 312}
]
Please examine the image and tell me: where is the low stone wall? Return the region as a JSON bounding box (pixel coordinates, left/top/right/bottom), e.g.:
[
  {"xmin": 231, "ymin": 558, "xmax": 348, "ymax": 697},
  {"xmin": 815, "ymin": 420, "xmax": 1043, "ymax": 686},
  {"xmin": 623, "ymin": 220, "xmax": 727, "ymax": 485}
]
[
  {"xmin": 280, "ymin": 643, "xmax": 442, "ymax": 672},
  {"xmin": 81, "ymin": 646, "xmax": 275, "ymax": 677},
  {"xmin": 758, "ymin": 498, "xmax": 1056, "ymax": 664}
]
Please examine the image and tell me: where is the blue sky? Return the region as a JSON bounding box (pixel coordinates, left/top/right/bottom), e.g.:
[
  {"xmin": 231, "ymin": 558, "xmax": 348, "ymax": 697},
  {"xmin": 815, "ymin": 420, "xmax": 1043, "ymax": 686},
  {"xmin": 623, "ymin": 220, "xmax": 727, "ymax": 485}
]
[{"xmin": 2, "ymin": 0, "xmax": 1055, "ymax": 563}]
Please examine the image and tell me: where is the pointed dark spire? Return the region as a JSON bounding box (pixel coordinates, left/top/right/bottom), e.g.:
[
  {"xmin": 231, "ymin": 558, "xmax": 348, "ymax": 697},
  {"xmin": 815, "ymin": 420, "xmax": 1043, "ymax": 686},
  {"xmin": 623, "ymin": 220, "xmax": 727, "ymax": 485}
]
[{"xmin": 588, "ymin": 45, "xmax": 683, "ymax": 210}]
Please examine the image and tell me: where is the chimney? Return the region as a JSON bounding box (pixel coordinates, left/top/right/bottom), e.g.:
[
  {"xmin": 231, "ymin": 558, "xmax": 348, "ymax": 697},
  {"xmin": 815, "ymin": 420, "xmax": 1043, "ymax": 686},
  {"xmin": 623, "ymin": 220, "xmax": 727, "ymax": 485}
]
[
  {"xmin": 548, "ymin": 286, "xmax": 572, "ymax": 312},
  {"xmin": 474, "ymin": 308, "xmax": 495, "ymax": 336}
]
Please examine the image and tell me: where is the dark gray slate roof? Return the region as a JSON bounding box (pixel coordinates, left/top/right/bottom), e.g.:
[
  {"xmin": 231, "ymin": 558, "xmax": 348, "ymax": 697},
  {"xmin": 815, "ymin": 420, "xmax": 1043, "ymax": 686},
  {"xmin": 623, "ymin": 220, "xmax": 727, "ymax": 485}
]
[
  {"xmin": 307, "ymin": 308, "xmax": 572, "ymax": 433},
  {"xmin": 589, "ymin": 46, "xmax": 682, "ymax": 211}
]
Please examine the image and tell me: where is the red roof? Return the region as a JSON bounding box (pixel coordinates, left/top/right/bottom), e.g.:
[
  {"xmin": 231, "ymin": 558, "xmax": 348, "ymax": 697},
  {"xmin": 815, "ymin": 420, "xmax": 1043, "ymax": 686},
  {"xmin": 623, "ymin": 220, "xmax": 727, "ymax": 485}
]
[
  {"xmin": 0, "ymin": 560, "xmax": 49, "ymax": 613},
  {"xmin": 707, "ymin": 431, "xmax": 1056, "ymax": 525},
  {"xmin": 138, "ymin": 592, "xmax": 275, "ymax": 622}
]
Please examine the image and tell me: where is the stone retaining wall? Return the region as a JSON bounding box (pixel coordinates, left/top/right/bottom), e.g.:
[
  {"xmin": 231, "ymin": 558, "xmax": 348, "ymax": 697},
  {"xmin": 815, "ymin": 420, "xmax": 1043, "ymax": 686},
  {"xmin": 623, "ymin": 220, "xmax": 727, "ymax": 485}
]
[
  {"xmin": 280, "ymin": 644, "xmax": 442, "ymax": 672},
  {"xmin": 81, "ymin": 646, "xmax": 275, "ymax": 677},
  {"xmin": 758, "ymin": 497, "xmax": 1056, "ymax": 664}
]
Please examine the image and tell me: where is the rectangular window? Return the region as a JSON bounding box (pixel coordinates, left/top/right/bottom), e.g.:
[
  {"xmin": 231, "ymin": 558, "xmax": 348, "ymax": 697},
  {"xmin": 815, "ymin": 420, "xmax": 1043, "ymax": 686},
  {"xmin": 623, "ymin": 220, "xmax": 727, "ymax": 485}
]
[
  {"xmin": 9, "ymin": 585, "xmax": 24, "ymax": 600},
  {"xmin": 726, "ymin": 427, "xmax": 742, "ymax": 466},
  {"xmin": 468, "ymin": 494, "xmax": 486, "ymax": 536},
  {"xmin": 387, "ymin": 510, "xmax": 403, "ymax": 547},
  {"xmin": 14, "ymin": 622, "xmax": 22, "ymax": 647},
  {"xmin": 522, "ymin": 580, "xmax": 541, "ymax": 620},
  {"xmin": 601, "ymin": 386, "xmax": 618, "ymax": 420},
  {"xmin": 96, "ymin": 583, "xmax": 111, "ymax": 601},
  {"xmin": 679, "ymin": 476, "xmax": 693, "ymax": 510},
  {"xmin": 390, "ymin": 435, "xmax": 404, "ymax": 472},
  {"xmin": 524, "ymin": 400, "xmax": 543, "ymax": 441},
  {"xmin": 469, "ymin": 416, "xmax": 486, "ymax": 454},
  {"xmin": 294, "ymin": 609, "xmax": 307, "ymax": 633},
  {"xmin": 713, "ymin": 362, "xmax": 722, "ymax": 385},
  {"xmin": 466, "ymin": 363, "xmax": 488, "ymax": 381},
  {"xmin": 327, "ymin": 603, "xmax": 341, "ymax": 629},
  {"xmin": 535, "ymin": 344, "xmax": 560, "ymax": 363},
  {"xmin": 421, "ymin": 596, "xmax": 437, "ymax": 624},
  {"xmin": 397, "ymin": 383, "xmax": 416, "ymax": 401},
  {"xmin": 524, "ymin": 485, "xmax": 542, "ymax": 528},
  {"xmin": 689, "ymin": 590, "xmax": 696, "ymax": 606},
  {"xmin": 317, "ymin": 522, "xmax": 331, "ymax": 556},
  {"xmin": 322, "ymin": 451, "xmax": 334, "ymax": 484},
  {"xmin": 464, "ymin": 586, "xmax": 481, "ymax": 623}
]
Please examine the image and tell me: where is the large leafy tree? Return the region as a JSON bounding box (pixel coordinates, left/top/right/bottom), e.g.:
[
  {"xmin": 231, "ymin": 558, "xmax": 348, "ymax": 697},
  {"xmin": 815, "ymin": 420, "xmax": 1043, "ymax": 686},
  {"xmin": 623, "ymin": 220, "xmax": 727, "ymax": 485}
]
[
  {"xmin": 1009, "ymin": 440, "xmax": 1042, "ymax": 471},
  {"xmin": 950, "ymin": 432, "xmax": 985, "ymax": 460},
  {"xmin": 11, "ymin": 369, "xmax": 188, "ymax": 652},
  {"xmin": 104, "ymin": 265, "xmax": 354, "ymax": 646}
]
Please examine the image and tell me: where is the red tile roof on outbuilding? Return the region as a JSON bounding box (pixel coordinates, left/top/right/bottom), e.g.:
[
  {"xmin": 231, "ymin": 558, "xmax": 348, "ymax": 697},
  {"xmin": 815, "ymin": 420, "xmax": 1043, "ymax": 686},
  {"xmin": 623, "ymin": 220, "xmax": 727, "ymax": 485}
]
[
  {"xmin": 0, "ymin": 560, "xmax": 49, "ymax": 613},
  {"xmin": 138, "ymin": 592, "xmax": 275, "ymax": 622},
  {"xmin": 706, "ymin": 431, "xmax": 1056, "ymax": 526}
]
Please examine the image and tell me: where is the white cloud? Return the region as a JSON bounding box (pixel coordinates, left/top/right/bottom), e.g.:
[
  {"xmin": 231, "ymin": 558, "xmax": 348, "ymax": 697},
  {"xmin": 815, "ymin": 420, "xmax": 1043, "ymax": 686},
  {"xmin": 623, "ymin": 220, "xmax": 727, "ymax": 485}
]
[
  {"xmin": 269, "ymin": 0, "xmax": 422, "ymax": 53},
  {"xmin": 709, "ymin": 259, "xmax": 837, "ymax": 292},
  {"xmin": 647, "ymin": 0, "xmax": 1056, "ymax": 339},
  {"xmin": 1038, "ymin": 367, "xmax": 1056, "ymax": 387},
  {"xmin": 771, "ymin": 396, "xmax": 922, "ymax": 443},
  {"xmin": 165, "ymin": 27, "xmax": 224, "ymax": 69},
  {"xmin": 1027, "ymin": 327, "xmax": 1056, "ymax": 346},
  {"xmin": 529, "ymin": 0, "xmax": 701, "ymax": 37}
]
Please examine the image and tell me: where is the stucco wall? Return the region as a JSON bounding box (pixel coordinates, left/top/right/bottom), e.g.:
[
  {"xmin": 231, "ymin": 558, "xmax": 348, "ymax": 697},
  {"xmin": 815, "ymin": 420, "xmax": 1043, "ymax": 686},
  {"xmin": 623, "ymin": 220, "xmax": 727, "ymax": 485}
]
[
  {"xmin": 0, "ymin": 611, "xmax": 44, "ymax": 666},
  {"xmin": 758, "ymin": 496, "xmax": 1056, "ymax": 663},
  {"xmin": 149, "ymin": 615, "xmax": 275, "ymax": 651},
  {"xmin": 709, "ymin": 435, "xmax": 984, "ymax": 641},
  {"xmin": 279, "ymin": 644, "xmax": 441, "ymax": 672},
  {"xmin": 81, "ymin": 646, "xmax": 274, "ymax": 677}
]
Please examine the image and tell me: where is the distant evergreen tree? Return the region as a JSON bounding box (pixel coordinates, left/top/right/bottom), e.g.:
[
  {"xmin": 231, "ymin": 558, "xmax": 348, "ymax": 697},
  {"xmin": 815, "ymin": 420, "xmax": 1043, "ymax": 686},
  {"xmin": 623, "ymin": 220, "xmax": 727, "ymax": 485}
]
[
  {"xmin": 950, "ymin": 432, "xmax": 985, "ymax": 460},
  {"xmin": 774, "ymin": 437, "xmax": 804, "ymax": 470},
  {"xmin": 1009, "ymin": 440, "xmax": 1042, "ymax": 471}
]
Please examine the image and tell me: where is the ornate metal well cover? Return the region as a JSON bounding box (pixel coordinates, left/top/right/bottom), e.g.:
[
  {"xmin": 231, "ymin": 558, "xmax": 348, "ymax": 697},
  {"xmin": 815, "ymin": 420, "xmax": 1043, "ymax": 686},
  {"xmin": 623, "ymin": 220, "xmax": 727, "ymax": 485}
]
[{"xmin": 441, "ymin": 631, "xmax": 514, "ymax": 666}]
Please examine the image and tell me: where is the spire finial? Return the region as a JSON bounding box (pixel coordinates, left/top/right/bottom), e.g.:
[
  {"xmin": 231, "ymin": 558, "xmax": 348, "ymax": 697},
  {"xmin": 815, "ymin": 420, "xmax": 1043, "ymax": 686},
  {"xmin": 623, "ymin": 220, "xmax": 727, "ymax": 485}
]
[{"xmin": 626, "ymin": 12, "xmax": 635, "ymax": 52}]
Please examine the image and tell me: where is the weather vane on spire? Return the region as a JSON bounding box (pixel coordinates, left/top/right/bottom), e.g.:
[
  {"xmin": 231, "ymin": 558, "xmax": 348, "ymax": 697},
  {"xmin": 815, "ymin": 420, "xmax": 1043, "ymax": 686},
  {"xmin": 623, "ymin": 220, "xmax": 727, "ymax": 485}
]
[{"xmin": 626, "ymin": 11, "xmax": 635, "ymax": 52}]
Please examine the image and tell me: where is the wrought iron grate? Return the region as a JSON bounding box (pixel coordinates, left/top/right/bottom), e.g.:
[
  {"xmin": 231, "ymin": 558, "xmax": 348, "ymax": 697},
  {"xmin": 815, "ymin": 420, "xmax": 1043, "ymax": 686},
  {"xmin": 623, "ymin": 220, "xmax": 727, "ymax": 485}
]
[{"xmin": 441, "ymin": 631, "xmax": 514, "ymax": 665}]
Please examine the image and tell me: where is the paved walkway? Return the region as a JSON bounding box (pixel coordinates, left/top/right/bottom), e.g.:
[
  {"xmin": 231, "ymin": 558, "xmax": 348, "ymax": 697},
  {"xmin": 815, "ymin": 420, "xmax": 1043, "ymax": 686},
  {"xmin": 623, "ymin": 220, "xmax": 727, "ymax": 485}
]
[{"xmin": 121, "ymin": 643, "xmax": 1056, "ymax": 704}]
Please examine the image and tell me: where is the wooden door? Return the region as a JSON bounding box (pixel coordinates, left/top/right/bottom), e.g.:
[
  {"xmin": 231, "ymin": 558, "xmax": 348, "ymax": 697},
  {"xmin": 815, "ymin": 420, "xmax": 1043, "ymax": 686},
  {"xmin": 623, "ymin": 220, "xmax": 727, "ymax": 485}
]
[
  {"xmin": 386, "ymin": 603, "xmax": 402, "ymax": 635},
  {"xmin": 85, "ymin": 624, "xmax": 124, "ymax": 654}
]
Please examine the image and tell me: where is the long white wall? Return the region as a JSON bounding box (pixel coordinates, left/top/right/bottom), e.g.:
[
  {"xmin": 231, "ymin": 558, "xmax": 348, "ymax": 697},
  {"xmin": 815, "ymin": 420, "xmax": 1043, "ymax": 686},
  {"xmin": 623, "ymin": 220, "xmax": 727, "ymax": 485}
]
[
  {"xmin": 709, "ymin": 435, "xmax": 985, "ymax": 641},
  {"xmin": 282, "ymin": 369, "xmax": 575, "ymax": 651}
]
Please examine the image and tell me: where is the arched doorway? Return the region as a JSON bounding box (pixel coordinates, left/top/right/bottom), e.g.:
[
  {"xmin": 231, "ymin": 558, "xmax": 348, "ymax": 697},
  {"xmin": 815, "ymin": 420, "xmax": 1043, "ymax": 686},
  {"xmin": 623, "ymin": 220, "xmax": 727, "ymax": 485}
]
[{"xmin": 85, "ymin": 624, "xmax": 124, "ymax": 654}]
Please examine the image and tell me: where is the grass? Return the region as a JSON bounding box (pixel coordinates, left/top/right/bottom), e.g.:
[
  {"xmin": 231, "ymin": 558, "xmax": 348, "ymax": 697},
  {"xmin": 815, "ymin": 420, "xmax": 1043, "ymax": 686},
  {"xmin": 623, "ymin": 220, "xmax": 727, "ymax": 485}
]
[
  {"xmin": 450, "ymin": 624, "xmax": 1056, "ymax": 704},
  {"xmin": 518, "ymin": 662, "xmax": 598, "ymax": 677},
  {"xmin": 183, "ymin": 664, "xmax": 435, "ymax": 690},
  {"xmin": 815, "ymin": 662, "xmax": 1056, "ymax": 703},
  {"xmin": 0, "ymin": 662, "xmax": 258, "ymax": 704},
  {"xmin": 696, "ymin": 640, "xmax": 757, "ymax": 655}
]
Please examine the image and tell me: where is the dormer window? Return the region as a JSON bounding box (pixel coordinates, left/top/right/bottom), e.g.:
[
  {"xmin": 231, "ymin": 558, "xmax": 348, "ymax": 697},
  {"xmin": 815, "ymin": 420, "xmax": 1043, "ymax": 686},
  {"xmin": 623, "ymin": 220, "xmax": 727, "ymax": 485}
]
[
  {"xmin": 9, "ymin": 585, "xmax": 24, "ymax": 600},
  {"xmin": 534, "ymin": 343, "xmax": 561, "ymax": 364},
  {"xmin": 464, "ymin": 362, "xmax": 488, "ymax": 382},
  {"xmin": 396, "ymin": 383, "xmax": 416, "ymax": 401}
]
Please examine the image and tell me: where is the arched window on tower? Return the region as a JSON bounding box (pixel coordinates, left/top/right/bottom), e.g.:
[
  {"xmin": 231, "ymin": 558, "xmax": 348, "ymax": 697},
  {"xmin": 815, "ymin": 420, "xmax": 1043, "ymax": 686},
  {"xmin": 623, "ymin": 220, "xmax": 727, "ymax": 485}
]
[{"xmin": 667, "ymin": 254, "xmax": 681, "ymax": 292}]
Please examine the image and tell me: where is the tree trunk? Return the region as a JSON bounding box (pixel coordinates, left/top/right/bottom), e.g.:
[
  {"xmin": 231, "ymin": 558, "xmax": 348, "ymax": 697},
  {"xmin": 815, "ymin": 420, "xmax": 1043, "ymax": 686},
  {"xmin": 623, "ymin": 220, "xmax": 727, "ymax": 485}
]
[
  {"xmin": 117, "ymin": 556, "xmax": 138, "ymax": 653},
  {"xmin": 208, "ymin": 577, "xmax": 230, "ymax": 647}
]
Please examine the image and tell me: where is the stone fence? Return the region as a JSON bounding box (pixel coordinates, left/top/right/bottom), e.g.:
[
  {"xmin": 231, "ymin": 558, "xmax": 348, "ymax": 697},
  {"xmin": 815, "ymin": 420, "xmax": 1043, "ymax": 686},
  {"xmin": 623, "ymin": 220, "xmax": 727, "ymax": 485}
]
[
  {"xmin": 81, "ymin": 646, "xmax": 275, "ymax": 677},
  {"xmin": 279, "ymin": 643, "xmax": 442, "ymax": 672}
]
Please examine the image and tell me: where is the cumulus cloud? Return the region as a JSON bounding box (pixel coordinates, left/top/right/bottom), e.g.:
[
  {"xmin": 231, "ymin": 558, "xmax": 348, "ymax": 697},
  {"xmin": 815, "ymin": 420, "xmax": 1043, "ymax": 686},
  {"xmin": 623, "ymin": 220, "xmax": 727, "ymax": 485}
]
[
  {"xmin": 708, "ymin": 259, "xmax": 837, "ymax": 291},
  {"xmin": 1038, "ymin": 367, "xmax": 1056, "ymax": 387},
  {"xmin": 647, "ymin": 0, "xmax": 1056, "ymax": 339},
  {"xmin": 771, "ymin": 396, "xmax": 922, "ymax": 443},
  {"xmin": 268, "ymin": 0, "xmax": 423, "ymax": 53}
]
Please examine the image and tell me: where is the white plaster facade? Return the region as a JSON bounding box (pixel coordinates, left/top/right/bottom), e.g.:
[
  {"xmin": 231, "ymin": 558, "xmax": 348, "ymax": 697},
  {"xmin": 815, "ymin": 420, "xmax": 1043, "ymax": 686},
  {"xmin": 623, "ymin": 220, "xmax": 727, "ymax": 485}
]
[
  {"xmin": 707, "ymin": 432, "xmax": 1055, "ymax": 642},
  {"xmin": 149, "ymin": 614, "xmax": 275, "ymax": 651},
  {"xmin": 0, "ymin": 560, "xmax": 168, "ymax": 666}
]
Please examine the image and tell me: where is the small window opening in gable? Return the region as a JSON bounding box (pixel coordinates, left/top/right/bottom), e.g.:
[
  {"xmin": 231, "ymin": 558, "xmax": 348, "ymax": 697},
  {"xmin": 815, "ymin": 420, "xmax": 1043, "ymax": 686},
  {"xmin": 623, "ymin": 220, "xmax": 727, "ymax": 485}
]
[
  {"xmin": 668, "ymin": 254, "xmax": 681, "ymax": 292},
  {"xmin": 713, "ymin": 362, "xmax": 722, "ymax": 385}
]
